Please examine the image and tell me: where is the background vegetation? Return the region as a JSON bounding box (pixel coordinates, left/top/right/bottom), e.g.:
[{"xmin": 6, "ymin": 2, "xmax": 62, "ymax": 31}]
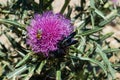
[{"xmin": 0, "ymin": 0, "xmax": 120, "ymax": 80}]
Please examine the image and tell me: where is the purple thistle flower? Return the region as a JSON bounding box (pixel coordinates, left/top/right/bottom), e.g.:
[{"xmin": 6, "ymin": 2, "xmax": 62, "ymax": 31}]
[
  {"xmin": 111, "ymin": 0, "xmax": 119, "ymax": 5},
  {"xmin": 111, "ymin": 0, "xmax": 118, "ymax": 3},
  {"xmin": 27, "ymin": 11, "xmax": 74, "ymax": 56}
]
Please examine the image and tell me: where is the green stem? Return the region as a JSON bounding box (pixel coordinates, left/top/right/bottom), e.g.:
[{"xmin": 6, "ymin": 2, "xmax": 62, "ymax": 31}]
[
  {"xmin": 56, "ymin": 70, "xmax": 61, "ymax": 80},
  {"xmin": 60, "ymin": 0, "xmax": 70, "ymax": 14}
]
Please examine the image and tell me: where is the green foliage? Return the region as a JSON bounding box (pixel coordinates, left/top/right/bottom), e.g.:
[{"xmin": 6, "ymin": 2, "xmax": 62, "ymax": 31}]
[{"xmin": 0, "ymin": 0, "xmax": 120, "ymax": 80}]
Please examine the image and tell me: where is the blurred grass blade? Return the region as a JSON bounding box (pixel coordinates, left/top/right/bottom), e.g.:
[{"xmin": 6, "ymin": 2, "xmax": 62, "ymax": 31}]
[
  {"xmin": 4, "ymin": 34, "xmax": 17, "ymax": 48},
  {"xmin": 103, "ymin": 48, "xmax": 120, "ymax": 53},
  {"xmin": 90, "ymin": 12, "xmax": 95, "ymax": 28},
  {"xmin": 24, "ymin": 65, "xmax": 36, "ymax": 80},
  {"xmin": 112, "ymin": 63, "xmax": 120, "ymax": 67},
  {"xmin": 95, "ymin": 9, "xmax": 106, "ymax": 20},
  {"xmin": 36, "ymin": 60, "xmax": 47, "ymax": 74},
  {"xmin": 71, "ymin": 46, "xmax": 83, "ymax": 54},
  {"xmin": 4, "ymin": 33, "xmax": 26, "ymax": 53},
  {"xmin": 100, "ymin": 32, "xmax": 114, "ymax": 41},
  {"xmin": 39, "ymin": 0, "xmax": 43, "ymax": 13},
  {"xmin": 99, "ymin": 16, "xmax": 116, "ymax": 26},
  {"xmin": 114, "ymin": 37, "xmax": 120, "ymax": 43},
  {"xmin": 80, "ymin": 28, "xmax": 102, "ymax": 36},
  {"xmin": 66, "ymin": 5, "xmax": 72, "ymax": 18},
  {"xmin": 60, "ymin": 0, "xmax": 70, "ymax": 14},
  {"xmin": 0, "ymin": 51, "xmax": 6, "ymax": 57},
  {"xmin": 15, "ymin": 52, "xmax": 32, "ymax": 67},
  {"xmin": 0, "ymin": 19, "xmax": 26, "ymax": 30},
  {"xmin": 77, "ymin": 36, "xmax": 86, "ymax": 53},
  {"xmin": 7, "ymin": 65, "xmax": 28, "ymax": 79},
  {"xmin": 105, "ymin": 10, "xmax": 117, "ymax": 19},
  {"xmin": 78, "ymin": 16, "xmax": 91, "ymax": 30},
  {"xmin": 77, "ymin": 56, "xmax": 107, "ymax": 75},
  {"xmin": 90, "ymin": 0, "xmax": 95, "ymax": 8},
  {"xmin": 56, "ymin": 70, "xmax": 61, "ymax": 80},
  {"xmin": 0, "ymin": 42, "xmax": 8, "ymax": 52},
  {"xmin": 0, "ymin": 10, "xmax": 12, "ymax": 14},
  {"xmin": 16, "ymin": 50, "xmax": 25, "ymax": 57},
  {"xmin": 43, "ymin": 0, "xmax": 54, "ymax": 10},
  {"xmin": 96, "ymin": 44, "xmax": 115, "ymax": 79}
]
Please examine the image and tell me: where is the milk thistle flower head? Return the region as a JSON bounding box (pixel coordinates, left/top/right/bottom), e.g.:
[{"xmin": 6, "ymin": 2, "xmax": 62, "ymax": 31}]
[{"xmin": 27, "ymin": 11, "xmax": 74, "ymax": 57}]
